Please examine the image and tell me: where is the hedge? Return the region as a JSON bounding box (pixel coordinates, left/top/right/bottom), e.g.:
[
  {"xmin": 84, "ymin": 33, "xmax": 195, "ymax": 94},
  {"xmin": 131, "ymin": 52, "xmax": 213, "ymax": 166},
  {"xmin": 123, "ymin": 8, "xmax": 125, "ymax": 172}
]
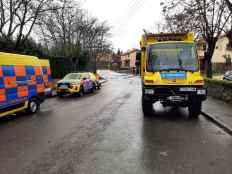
[{"xmin": 204, "ymin": 78, "xmax": 232, "ymax": 103}]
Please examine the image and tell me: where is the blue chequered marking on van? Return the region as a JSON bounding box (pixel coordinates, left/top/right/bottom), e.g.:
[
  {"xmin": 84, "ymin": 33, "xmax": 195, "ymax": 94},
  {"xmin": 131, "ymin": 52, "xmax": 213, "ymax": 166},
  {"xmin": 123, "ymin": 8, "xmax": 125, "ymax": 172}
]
[
  {"xmin": 16, "ymin": 76, "xmax": 27, "ymax": 86},
  {"xmin": 28, "ymin": 85, "xmax": 37, "ymax": 97},
  {"xmin": 6, "ymin": 90, "xmax": 18, "ymax": 101},
  {"xmin": 48, "ymin": 75, "xmax": 52, "ymax": 81},
  {"xmin": 42, "ymin": 67, "xmax": 47, "ymax": 74},
  {"xmin": 0, "ymin": 97, "xmax": 28, "ymax": 110},
  {"xmin": 0, "ymin": 78, "xmax": 3, "ymax": 88},
  {"xmin": 2, "ymin": 65, "xmax": 15, "ymax": 76},
  {"xmin": 36, "ymin": 76, "xmax": 43, "ymax": 84},
  {"xmin": 26, "ymin": 66, "xmax": 35, "ymax": 75}
]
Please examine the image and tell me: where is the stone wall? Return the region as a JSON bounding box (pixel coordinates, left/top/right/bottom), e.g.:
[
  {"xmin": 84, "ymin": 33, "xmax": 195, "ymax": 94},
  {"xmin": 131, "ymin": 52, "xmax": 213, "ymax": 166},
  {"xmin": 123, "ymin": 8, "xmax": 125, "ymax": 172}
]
[{"xmin": 205, "ymin": 78, "xmax": 232, "ymax": 104}]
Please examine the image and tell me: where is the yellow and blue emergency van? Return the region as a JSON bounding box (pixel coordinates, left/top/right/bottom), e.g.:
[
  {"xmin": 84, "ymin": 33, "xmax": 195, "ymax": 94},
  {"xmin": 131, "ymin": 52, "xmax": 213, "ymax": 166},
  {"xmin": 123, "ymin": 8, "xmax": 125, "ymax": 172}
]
[
  {"xmin": 39, "ymin": 59, "xmax": 53, "ymax": 96},
  {"xmin": 0, "ymin": 52, "xmax": 45, "ymax": 117}
]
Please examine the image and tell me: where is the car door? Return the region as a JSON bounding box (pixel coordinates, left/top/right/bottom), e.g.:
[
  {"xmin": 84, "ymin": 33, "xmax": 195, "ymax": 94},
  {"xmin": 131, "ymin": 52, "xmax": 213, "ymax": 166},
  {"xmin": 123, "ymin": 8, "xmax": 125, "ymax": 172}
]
[{"xmin": 82, "ymin": 73, "xmax": 91, "ymax": 92}]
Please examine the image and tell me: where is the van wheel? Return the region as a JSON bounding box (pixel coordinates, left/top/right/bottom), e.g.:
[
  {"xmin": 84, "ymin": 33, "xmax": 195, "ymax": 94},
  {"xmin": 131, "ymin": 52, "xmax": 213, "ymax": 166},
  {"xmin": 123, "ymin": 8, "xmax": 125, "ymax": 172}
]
[
  {"xmin": 188, "ymin": 99, "xmax": 202, "ymax": 119},
  {"xmin": 27, "ymin": 98, "xmax": 40, "ymax": 114},
  {"xmin": 142, "ymin": 96, "xmax": 153, "ymax": 116}
]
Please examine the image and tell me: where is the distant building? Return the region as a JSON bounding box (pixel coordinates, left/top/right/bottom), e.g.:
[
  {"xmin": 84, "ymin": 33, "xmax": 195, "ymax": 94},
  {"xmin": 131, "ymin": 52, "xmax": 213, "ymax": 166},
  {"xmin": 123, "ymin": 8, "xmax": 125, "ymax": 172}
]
[
  {"xmin": 111, "ymin": 53, "xmax": 122, "ymax": 71},
  {"xmin": 212, "ymin": 35, "xmax": 232, "ymax": 63},
  {"xmin": 121, "ymin": 49, "xmax": 139, "ymax": 74},
  {"xmin": 196, "ymin": 39, "xmax": 206, "ymax": 71},
  {"xmin": 121, "ymin": 52, "xmax": 130, "ymax": 68},
  {"xmin": 196, "ymin": 35, "xmax": 232, "ymax": 73},
  {"xmin": 96, "ymin": 53, "xmax": 112, "ymax": 69}
]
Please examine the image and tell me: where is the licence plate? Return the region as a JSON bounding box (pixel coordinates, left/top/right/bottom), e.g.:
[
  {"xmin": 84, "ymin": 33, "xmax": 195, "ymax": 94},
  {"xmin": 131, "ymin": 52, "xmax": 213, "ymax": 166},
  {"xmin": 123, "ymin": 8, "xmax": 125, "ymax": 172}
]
[
  {"xmin": 59, "ymin": 85, "xmax": 68, "ymax": 89},
  {"xmin": 179, "ymin": 87, "xmax": 196, "ymax": 92},
  {"xmin": 145, "ymin": 89, "xmax": 154, "ymax": 95},
  {"xmin": 197, "ymin": 89, "xmax": 206, "ymax": 95}
]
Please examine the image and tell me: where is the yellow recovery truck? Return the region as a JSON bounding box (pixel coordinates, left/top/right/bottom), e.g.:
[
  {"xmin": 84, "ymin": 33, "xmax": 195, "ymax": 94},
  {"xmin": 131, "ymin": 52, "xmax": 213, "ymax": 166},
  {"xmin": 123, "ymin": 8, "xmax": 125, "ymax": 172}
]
[{"xmin": 137, "ymin": 32, "xmax": 207, "ymax": 118}]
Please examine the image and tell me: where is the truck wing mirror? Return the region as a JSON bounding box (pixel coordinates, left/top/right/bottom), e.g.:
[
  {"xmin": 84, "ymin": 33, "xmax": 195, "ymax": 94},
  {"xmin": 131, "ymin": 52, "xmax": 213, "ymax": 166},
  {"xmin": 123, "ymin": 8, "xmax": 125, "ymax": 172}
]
[
  {"xmin": 136, "ymin": 60, "xmax": 141, "ymax": 66},
  {"xmin": 136, "ymin": 52, "xmax": 141, "ymax": 66}
]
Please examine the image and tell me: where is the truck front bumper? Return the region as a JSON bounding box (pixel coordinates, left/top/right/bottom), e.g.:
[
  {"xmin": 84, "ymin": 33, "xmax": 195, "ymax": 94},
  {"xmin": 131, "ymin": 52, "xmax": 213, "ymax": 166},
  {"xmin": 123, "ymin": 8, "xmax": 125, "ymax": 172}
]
[{"xmin": 143, "ymin": 86, "xmax": 207, "ymax": 106}]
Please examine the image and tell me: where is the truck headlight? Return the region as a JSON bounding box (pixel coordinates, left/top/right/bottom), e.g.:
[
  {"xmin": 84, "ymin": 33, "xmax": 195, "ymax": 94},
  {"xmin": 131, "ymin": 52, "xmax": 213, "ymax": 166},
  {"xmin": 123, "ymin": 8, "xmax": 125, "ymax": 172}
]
[
  {"xmin": 144, "ymin": 89, "xmax": 154, "ymax": 95},
  {"xmin": 197, "ymin": 89, "xmax": 206, "ymax": 95}
]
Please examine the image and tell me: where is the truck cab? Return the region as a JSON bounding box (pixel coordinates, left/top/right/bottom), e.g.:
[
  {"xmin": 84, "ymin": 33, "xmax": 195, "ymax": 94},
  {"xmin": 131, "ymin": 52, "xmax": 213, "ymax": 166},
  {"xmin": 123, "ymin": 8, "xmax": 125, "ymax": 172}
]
[{"xmin": 139, "ymin": 32, "xmax": 207, "ymax": 118}]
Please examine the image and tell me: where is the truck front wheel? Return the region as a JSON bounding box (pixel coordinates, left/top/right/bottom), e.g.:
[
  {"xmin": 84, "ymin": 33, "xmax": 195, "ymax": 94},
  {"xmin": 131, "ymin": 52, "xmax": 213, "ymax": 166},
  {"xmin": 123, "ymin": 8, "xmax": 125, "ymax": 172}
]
[
  {"xmin": 188, "ymin": 99, "xmax": 202, "ymax": 119},
  {"xmin": 142, "ymin": 96, "xmax": 153, "ymax": 116}
]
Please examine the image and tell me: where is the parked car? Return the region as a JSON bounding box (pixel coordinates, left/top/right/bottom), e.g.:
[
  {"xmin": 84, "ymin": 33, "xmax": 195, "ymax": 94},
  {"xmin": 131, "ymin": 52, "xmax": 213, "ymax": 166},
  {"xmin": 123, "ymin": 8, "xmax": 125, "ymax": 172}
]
[
  {"xmin": 0, "ymin": 52, "xmax": 46, "ymax": 117},
  {"xmin": 223, "ymin": 71, "xmax": 232, "ymax": 81},
  {"xmin": 56, "ymin": 72, "xmax": 97, "ymax": 97}
]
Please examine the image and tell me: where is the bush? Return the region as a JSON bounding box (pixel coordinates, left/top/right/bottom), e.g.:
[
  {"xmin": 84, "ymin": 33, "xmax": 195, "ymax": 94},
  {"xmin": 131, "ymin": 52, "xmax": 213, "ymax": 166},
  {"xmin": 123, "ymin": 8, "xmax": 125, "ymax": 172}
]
[
  {"xmin": 205, "ymin": 78, "xmax": 232, "ymax": 103},
  {"xmin": 205, "ymin": 78, "xmax": 232, "ymax": 87}
]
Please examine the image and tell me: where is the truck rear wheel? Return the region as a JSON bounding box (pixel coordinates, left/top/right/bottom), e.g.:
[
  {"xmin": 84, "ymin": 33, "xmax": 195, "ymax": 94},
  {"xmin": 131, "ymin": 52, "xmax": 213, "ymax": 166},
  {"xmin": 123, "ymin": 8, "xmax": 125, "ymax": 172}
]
[
  {"xmin": 188, "ymin": 99, "xmax": 202, "ymax": 119},
  {"xmin": 142, "ymin": 96, "xmax": 153, "ymax": 116}
]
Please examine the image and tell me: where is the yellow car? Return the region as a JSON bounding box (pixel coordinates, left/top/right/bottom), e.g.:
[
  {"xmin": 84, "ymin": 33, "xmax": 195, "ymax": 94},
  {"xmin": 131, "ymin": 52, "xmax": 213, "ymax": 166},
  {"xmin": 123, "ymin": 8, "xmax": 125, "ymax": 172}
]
[{"xmin": 56, "ymin": 72, "xmax": 97, "ymax": 97}]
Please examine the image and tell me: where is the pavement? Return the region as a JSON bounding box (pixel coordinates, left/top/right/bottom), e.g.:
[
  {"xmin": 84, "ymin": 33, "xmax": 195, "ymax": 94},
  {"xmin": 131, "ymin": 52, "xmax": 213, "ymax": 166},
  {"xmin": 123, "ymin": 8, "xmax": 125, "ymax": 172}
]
[
  {"xmin": 0, "ymin": 75, "xmax": 232, "ymax": 174},
  {"xmin": 202, "ymin": 96, "xmax": 232, "ymax": 134}
]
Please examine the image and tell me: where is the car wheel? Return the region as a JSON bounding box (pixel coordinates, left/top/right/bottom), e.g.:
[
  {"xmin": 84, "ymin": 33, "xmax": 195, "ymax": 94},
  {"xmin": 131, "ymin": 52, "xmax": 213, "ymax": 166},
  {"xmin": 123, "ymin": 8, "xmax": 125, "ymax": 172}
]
[{"xmin": 27, "ymin": 98, "xmax": 40, "ymax": 114}]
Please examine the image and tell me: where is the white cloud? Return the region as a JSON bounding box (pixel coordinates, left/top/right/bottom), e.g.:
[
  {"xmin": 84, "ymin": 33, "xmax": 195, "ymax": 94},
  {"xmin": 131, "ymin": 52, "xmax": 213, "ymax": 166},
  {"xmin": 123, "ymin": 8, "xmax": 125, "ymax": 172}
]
[{"xmin": 82, "ymin": 0, "xmax": 163, "ymax": 51}]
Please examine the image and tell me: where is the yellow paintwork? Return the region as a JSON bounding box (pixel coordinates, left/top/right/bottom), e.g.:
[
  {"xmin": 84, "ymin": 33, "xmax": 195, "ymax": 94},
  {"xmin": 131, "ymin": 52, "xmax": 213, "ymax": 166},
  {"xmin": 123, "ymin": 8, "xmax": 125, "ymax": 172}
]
[
  {"xmin": 89, "ymin": 72, "xmax": 97, "ymax": 81},
  {"xmin": 140, "ymin": 32, "xmax": 204, "ymax": 86},
  {"xmin": 0, "ymin": 52, "xmax": 42, "ymax": 117},
  {"xmin": 0, "ymin": 52, "xmax": 41, "ymax": 66},
  {"xmin": 57, "ymin": 84, "xmax": 81, "ymax": 94},
  {"xmin": 39, "ymin": 59, "xmax": 50, "ymax": 67},
  {"xmin": 0, "ymin": 101, "xmax": 28, "ymax": 118},
  {"xmin": 143, "ymin": 71, "xmax": 204, "ymax": 86}
]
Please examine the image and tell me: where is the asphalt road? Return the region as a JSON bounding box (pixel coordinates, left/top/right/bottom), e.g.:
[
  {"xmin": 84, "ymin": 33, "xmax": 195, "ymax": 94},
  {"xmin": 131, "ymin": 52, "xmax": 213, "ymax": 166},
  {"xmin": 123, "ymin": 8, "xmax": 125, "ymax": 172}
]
[{"xmin": 0, "ymin": 75, "xmax": 232, "ymax": 174}]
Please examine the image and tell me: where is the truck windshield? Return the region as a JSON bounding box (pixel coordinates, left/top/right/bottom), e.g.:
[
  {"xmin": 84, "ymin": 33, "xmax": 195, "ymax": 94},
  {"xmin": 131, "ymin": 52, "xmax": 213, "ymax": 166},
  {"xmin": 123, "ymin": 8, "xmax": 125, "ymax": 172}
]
[{"xmin": 147, "ymin": 43, "xmax": 198, "ymax": 71}]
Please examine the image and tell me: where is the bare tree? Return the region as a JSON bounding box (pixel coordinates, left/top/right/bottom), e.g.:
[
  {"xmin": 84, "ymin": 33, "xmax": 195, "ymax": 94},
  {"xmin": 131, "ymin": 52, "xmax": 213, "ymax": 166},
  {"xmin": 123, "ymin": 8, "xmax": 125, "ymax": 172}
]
[
  {"xmin": 225, "ymin": 0, "xmax": 232, "ymax": 12},
  {"xmin": 0, "ymin": 0, "xmax": 57, "ymax": 50},
  {"xmin": 161, "ymin": 0, "xmax": 232, "ymax": 78},
  {"xmin": 38, "ymin": 0, "xmax": 111, "ymax": 71}
]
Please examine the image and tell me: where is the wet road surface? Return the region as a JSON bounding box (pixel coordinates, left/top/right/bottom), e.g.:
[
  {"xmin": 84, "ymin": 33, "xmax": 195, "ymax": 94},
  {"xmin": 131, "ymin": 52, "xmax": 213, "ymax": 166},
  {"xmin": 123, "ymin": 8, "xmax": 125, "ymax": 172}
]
[{"xmin": 0, "ymin": 76, "xmax": 232, "ymax": 174}]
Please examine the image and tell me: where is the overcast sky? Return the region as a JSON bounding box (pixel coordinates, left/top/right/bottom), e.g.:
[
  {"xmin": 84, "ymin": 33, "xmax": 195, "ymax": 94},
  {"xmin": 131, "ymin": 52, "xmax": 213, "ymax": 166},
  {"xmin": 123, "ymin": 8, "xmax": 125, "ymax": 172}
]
[{"xmin": 82, "ymin": 0, "xmax": 164, "ymax": 52}]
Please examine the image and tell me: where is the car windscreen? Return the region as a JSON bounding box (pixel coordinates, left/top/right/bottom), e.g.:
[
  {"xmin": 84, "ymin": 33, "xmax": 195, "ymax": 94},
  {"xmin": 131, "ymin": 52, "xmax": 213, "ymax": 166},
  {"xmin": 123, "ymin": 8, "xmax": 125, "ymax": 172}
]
[
  {"xmin": 64, "ymin": 73, "xmax": 82, "ymax": 80},
  {"xmin": 147, "ymin": 43, "xmax": 198, "ymax": 72}
]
